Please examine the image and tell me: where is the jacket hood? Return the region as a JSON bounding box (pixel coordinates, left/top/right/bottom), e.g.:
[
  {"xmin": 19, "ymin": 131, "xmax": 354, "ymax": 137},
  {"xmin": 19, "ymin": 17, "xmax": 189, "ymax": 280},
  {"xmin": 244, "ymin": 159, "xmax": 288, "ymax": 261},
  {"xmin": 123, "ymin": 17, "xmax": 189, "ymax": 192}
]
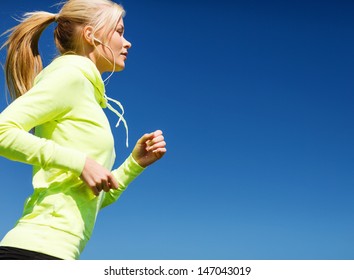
[{"xmin": 50, "ymin": 54, "xmax": 107, "ymax": 107}]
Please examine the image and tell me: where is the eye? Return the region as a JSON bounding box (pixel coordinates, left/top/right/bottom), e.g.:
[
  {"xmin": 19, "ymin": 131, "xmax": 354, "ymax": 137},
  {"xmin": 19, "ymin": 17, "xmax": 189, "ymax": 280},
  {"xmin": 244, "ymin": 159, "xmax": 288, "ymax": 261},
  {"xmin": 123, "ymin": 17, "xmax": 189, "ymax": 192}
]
[{"xmin": 116, "ymin": 28, "xmax": 124, "ymax": 35}]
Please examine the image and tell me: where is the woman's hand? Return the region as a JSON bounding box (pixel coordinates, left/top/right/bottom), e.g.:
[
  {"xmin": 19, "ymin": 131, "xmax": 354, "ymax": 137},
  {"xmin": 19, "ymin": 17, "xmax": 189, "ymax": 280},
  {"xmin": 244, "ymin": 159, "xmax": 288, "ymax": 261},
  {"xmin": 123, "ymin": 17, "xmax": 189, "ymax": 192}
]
[
  {"xmin": 132, "ymin": 130, "xmax": 167, "ymax": 168},
  {"xmin": 80, "ymin": 157, "xmax": 119, "ymax": 196}
]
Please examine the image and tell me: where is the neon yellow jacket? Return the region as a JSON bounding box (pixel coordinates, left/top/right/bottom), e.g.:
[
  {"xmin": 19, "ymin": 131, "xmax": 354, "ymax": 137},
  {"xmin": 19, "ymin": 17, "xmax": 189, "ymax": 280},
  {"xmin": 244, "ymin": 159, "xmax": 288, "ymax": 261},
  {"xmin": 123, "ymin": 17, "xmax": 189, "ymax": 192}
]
[{"xmin": 0, "ymin": 55, "xmax": 144, "ymax": 259}]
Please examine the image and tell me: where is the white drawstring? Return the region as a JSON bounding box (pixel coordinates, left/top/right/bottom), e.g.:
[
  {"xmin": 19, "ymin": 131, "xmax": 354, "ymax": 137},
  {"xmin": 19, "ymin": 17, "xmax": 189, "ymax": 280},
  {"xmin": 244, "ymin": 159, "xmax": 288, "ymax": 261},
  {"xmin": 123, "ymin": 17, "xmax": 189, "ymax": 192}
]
[{"xmin": 105, "ymin": 95, "xmax": 129, "ymax": 148}]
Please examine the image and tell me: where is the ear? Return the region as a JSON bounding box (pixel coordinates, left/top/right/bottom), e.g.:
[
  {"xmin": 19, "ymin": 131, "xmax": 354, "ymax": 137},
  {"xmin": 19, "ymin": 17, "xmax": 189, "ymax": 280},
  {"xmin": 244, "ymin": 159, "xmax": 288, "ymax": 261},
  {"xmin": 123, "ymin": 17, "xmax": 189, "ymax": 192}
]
[{"xmin": 83, "ymin": 25, "xmax": 95, "ymax": 46}]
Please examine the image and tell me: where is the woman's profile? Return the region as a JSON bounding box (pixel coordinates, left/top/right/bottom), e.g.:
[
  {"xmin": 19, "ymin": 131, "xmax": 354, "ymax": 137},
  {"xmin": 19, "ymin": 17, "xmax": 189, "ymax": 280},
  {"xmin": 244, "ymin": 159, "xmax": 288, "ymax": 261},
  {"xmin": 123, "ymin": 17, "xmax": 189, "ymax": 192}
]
[{"xmin": 0, "ymin": 0, "xmax": 166, "ymax": 260}]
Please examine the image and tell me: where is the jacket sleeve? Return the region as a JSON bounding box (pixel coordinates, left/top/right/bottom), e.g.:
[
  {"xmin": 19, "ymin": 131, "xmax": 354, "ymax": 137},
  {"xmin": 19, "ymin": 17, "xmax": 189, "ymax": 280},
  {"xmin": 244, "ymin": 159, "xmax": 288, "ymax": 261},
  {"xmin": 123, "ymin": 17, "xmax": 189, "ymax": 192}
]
[
  {"xmin": 100, "ymin": 154, "xmax": 145, "ymax": 209},
  {"xmin": 0, "ymin": 66, "xmax": 87, "ymax": 175}
]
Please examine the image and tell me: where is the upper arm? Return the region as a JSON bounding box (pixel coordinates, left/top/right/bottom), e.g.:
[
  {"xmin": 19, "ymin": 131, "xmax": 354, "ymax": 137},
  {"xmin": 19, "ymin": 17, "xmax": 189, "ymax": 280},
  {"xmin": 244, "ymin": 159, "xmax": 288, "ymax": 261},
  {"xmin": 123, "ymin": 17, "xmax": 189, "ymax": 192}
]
[{"xmin": 2, "ymin": 66, "xmax": 86, "ymax": 131}]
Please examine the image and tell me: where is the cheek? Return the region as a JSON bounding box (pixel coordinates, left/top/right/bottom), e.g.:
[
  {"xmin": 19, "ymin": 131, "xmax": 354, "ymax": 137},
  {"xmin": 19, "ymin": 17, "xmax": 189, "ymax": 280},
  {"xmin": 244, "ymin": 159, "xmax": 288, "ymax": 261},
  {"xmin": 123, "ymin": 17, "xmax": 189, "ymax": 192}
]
[
  {"xmin": 111, "ymin": 34, "xmax": 122, "ymax": 47},
  {"xmin": 116, "ymin": 38, "xmax": 123, "ymax": 49}
]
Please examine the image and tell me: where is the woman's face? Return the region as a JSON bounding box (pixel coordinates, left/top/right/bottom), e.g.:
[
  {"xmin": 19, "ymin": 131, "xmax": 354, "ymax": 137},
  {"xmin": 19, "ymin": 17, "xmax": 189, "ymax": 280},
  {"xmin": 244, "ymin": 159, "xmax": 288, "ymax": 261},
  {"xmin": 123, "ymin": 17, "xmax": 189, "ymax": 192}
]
[{"xmin": 95, "ymin": 17, "xmax": 132, "ymax": 73}]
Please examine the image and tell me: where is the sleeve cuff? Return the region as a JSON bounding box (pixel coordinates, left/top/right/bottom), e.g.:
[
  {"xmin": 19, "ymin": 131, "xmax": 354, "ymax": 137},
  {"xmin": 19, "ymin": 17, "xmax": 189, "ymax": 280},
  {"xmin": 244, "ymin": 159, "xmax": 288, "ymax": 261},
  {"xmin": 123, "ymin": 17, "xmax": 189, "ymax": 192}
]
[{"xmin": 112, "ymin": 153, "xmax": 145, "ymax": 191}]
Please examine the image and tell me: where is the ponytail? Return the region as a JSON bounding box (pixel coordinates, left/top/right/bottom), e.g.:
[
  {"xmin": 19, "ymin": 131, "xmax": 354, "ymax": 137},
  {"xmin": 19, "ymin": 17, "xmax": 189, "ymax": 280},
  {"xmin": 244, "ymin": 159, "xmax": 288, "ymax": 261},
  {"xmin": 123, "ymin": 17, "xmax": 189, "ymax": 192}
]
[{"xmin": 2, "ymin": 12, "xmax": 56, "ymax": 100}]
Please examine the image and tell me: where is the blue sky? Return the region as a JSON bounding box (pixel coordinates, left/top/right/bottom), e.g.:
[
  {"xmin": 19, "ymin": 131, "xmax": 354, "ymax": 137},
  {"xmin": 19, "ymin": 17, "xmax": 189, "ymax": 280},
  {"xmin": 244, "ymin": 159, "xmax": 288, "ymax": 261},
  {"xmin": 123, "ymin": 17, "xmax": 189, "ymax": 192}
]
[{"xmin": 0, "ymin": 0, "xmax": 353, "ymax": 260}]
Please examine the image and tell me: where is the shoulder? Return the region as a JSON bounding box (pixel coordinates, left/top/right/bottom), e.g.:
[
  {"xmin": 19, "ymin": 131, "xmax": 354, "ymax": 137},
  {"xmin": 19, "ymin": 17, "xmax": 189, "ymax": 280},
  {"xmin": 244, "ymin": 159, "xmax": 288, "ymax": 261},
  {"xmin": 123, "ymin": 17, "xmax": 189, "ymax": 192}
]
[
  {"xmin": 35, "ymin": 61, "xmax": 86, "ymax": 87},
  {"xmin": 20, "ymin": 61, "xmax": 89, "ymax": 109}
]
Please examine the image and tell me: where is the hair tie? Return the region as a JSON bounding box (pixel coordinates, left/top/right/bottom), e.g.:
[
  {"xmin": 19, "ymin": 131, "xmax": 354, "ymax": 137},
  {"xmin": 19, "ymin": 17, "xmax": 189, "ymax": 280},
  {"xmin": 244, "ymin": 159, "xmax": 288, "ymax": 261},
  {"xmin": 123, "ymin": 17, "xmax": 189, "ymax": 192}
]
[{"xmin": 54, "ymin": 14, "xmax": 59, "ymax": 22}]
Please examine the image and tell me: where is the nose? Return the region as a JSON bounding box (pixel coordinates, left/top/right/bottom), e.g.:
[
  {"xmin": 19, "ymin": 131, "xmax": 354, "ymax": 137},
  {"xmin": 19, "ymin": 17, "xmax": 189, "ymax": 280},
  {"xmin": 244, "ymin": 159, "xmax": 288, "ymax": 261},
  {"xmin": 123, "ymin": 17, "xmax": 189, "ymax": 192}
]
[{"xmin": 124, "ymin": 37, "xmax": 132, "ymax": 49}]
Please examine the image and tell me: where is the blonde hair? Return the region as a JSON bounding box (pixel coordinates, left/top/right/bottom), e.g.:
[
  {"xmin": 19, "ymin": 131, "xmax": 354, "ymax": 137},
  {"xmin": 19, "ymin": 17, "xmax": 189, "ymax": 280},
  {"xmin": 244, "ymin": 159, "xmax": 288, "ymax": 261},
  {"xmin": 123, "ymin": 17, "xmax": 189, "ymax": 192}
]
[{"xmin": 1, "ymin": 0, "xmax": 125, "ymax": 100}]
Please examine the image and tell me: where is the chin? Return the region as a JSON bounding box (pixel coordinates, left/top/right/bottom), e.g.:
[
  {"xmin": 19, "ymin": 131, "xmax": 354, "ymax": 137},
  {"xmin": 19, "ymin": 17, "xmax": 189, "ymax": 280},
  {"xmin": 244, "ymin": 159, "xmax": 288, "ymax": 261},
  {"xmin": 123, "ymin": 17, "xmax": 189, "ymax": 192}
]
[{"xmin": 114, "ymin": 63, "xmax": 125, "ymax": 72}]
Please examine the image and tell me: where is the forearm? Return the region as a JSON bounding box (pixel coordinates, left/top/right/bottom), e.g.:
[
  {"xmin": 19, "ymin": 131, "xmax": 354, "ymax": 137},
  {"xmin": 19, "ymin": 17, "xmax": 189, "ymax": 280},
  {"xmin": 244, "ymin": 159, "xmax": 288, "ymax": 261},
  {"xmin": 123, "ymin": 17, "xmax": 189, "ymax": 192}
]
[
  {"xmin": 100, "ymin": 154, "xmax": 145, "ymax": 208},
  {"xmin": 0, "ymin": 116, "xmax": 86, "ymax": 175},
  {"xmin": 112, "ymin": 154, "xmax": 145, "ymax": 190}
]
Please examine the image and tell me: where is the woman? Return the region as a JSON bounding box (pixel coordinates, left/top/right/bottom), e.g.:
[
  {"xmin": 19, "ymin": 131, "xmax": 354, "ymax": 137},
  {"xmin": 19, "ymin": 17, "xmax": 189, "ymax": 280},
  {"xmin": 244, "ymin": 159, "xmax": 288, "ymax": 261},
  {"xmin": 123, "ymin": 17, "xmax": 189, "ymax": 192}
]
[{"xmin": 0, "ymin": 0, "xmax": 166, "ymax": 260}]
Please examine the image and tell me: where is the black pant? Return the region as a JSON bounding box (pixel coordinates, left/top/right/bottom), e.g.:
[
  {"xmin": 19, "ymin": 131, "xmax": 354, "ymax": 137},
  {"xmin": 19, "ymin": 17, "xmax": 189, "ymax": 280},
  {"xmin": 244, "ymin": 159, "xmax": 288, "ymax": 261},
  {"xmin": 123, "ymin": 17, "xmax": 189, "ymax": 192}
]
[{"xmin": 0, "ymin": 246, "xmax": 62, "ymax": 260}]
